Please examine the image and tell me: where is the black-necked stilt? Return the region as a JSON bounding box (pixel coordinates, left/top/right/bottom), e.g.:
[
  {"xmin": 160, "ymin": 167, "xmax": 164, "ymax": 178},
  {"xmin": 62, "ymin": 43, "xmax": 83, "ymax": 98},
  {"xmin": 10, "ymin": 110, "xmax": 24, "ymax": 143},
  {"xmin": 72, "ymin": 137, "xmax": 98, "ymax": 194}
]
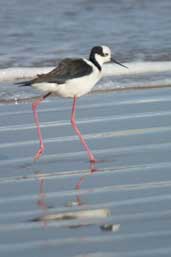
[{"xmin": 17, "ymin": 45, "xmax": 127, "ymax": 162}]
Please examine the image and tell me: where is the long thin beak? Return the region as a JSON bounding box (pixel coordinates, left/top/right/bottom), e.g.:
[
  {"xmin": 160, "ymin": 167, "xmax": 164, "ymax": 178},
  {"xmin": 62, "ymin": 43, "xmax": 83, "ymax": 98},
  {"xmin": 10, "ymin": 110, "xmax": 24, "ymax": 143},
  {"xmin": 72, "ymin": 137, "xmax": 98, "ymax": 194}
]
[{"xmin": 111, "ymin": 57, "xmax": 128, "ymax": 69}]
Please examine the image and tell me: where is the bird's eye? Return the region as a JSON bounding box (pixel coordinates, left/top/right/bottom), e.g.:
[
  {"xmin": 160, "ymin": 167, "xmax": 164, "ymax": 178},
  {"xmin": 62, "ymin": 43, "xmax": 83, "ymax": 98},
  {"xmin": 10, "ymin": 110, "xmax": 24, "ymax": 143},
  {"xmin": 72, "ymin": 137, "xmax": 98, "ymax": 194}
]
[{"xmin": 104, "ymin": 53, "xmax": 109, "ymax": 56}]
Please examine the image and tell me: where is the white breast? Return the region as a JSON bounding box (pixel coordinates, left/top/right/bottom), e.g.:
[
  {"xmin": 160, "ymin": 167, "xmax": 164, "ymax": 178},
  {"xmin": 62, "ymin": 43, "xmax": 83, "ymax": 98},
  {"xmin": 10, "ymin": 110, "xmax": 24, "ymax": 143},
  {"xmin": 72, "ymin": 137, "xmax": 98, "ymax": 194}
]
[{"xmin": 32, "ymin": 59, "xmax": 102, "ymax": 98}]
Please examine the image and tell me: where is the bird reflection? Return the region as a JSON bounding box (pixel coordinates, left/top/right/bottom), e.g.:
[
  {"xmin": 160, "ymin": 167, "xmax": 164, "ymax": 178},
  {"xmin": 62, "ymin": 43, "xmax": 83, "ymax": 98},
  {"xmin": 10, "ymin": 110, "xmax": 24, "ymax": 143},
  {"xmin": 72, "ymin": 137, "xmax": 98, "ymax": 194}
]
[
  {"xmin": 37, "ymin": 175, "xmax": 48, "ymax": 210},
  {"xmin": 34, "ymin": 163, "xmax": 119, "ymax": 233},
  {"xmin": 76, "ymin": 161, "xmax": 97, "ymax": 189},
  {"xmin": 36, "ymin": 161, "xmax": 97, "ymax": 213},
  {"xmin": 75, "ymin": 161, "xmax": 98, "ymax": 206}
]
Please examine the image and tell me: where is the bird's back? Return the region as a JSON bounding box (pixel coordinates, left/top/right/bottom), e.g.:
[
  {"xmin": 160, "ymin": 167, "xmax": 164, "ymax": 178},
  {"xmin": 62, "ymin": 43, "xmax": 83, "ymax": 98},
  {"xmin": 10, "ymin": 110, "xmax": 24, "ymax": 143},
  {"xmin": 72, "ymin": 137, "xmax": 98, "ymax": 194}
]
[{"xmin": 17, "ymin": 58, "xmax": 93, "ymax": 87}]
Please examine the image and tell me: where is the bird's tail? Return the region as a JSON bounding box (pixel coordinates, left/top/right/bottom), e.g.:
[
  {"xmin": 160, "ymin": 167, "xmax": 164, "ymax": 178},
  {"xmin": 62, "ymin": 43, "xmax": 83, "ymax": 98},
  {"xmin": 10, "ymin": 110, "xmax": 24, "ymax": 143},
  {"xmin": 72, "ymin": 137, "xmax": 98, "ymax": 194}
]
[{"xmin": 15, "ymin": 80, "xmax": 32, "ymax": 87}]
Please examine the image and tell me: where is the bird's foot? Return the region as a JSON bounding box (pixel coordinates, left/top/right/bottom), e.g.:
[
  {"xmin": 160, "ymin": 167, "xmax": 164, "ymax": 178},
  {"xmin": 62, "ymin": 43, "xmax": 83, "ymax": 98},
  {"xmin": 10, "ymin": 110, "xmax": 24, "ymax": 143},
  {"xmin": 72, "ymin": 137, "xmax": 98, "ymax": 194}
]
[
  {"xmin": 87, "ymin": 150, "xmax": 97, "ymax": 164},
  {"xmin": 89, "ymin": 155, "xmax": 97, "ymax": 164},
  {"xmin": 89, "ymin": 159, "xmax": 98, "ymax": 173},
  {"xmin": 90, "ymin": 158, "xmax": 97, "ymax": 163},
  {"xmin": 33, "ymin": 145, "xmax": 45, "ymax": 161}
]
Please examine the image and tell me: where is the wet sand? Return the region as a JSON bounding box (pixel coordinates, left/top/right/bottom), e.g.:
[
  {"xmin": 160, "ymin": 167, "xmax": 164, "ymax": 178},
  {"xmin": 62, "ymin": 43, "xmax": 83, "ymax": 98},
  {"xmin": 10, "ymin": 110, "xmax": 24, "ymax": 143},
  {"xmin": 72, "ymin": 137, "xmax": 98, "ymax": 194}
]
[{"xmin": 0, "ymin": 88, "xmax": 171, "ymax": 256}]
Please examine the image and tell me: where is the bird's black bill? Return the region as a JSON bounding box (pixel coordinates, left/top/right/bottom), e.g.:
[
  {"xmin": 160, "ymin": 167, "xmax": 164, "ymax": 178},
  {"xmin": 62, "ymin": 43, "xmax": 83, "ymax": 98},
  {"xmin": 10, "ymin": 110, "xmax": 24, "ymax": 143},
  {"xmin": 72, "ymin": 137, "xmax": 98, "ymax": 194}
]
[{"xmin": 111, "ymin": 57, "xmax": 128, "ymax": 69}]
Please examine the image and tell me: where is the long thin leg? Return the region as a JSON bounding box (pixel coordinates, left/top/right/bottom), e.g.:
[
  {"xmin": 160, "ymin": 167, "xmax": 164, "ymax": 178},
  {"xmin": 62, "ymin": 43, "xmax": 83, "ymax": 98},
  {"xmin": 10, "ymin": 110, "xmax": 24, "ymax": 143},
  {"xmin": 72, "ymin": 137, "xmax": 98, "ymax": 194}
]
[
  {"xmin": 32, "ymin": 92, "xmax": 51, "ymax": 160},
  {"xmin": 71, "ymin": 96, "xmax": 96, "ymax": 163}
]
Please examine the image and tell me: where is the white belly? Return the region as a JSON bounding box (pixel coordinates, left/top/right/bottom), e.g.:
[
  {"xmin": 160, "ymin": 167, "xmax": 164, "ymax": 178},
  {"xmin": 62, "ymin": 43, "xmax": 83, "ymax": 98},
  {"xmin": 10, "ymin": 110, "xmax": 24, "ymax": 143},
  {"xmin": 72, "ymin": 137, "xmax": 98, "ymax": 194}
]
[
  {"xmin": 57, "ymin": 69, "xmax": 101, "ymax": 97},
  {"xmin": 32, "ymin": 62, "xmax": 101, "ymax": 98}
]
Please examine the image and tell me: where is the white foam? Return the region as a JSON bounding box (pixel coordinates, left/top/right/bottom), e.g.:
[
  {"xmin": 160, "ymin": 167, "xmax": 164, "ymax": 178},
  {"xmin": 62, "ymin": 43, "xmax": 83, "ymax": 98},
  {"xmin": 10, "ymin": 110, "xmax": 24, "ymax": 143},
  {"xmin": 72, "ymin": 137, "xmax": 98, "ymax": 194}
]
[
  {"xmin": 104, "ymin": 61, "xmax": 171, "ymax": 76},
  {"xmin": 0, "ymin": 61, "xmax": 171, "ymax": 82},
  {"xmin": 0, "ymin": 67, "xmax": 52, "ymax": 82}
]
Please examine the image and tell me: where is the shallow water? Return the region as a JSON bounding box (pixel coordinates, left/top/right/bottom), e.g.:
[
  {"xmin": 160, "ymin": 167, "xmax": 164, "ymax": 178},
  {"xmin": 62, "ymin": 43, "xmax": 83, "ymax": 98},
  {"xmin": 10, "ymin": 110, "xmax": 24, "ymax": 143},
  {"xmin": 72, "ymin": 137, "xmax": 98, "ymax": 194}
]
[{"xmin": 0, "ymin": 88, "xmax": 171, "ymax": 256}]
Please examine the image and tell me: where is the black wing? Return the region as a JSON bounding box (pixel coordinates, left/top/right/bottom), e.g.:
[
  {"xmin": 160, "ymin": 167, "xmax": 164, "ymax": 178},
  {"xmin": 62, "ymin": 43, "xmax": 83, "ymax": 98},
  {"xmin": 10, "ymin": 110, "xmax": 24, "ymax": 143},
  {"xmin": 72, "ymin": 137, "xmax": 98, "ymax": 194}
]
[{"xmin": 16, "ymin": 58, "xmax": 93, "ymax": 86}]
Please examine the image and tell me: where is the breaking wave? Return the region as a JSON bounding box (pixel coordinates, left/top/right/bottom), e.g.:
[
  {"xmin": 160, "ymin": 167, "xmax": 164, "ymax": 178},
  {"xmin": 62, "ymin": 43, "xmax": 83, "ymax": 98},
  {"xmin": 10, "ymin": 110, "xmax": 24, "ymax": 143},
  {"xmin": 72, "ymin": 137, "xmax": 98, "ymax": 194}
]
[
  {"xmin": 0, "ymin": 61, "xmax": 171, "ymax": 82},
  {"xmin": 0, "ymin": 61, "xmax": 171, "ymax": 102}
]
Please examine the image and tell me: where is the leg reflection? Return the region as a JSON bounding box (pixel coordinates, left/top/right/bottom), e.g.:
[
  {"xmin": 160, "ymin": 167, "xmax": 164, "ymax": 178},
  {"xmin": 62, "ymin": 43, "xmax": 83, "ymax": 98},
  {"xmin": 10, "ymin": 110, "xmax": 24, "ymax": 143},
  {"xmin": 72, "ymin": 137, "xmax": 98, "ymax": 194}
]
[
  {"xmin": 76, "ymin": 162, "xmax": 98, "ymax": 206},
  {"xmin": 36, "ymin": 173, "xmax": 49, "ymax": 227},
  {"xmin": 37, "ymin": 176, "xmax": 48, "ymax": 210},
  {"xmin": 76, "ymin": 162, "xmax": 97, "ymax": 190}
]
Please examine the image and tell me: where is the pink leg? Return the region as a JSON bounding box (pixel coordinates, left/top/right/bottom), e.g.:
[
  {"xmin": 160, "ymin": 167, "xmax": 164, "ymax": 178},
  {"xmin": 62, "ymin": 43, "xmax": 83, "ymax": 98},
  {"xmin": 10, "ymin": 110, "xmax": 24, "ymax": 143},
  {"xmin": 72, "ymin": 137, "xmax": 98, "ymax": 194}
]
[
  {"xmin": 71, "ymin": 96, "xmax": 96, "ymax": 163},
  {"xmin": 32, "ymin": 93, "xmax": 51, "ymax": 161}
]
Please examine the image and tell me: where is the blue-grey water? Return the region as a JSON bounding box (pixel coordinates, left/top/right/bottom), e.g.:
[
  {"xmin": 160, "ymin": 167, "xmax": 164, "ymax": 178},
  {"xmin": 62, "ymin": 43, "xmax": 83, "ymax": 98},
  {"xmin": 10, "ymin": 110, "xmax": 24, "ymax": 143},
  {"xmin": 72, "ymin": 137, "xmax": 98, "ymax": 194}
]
[
  {"xmin": 1, "ymin": 0, "xmax": 171, "ymax": 67},
  {"xmin": 0, "ymin": 0, "xmax": 171, "ymax": 100},
  {"xmin": 1, "ymin": 87, "xmax": 171, "ymax": 257}
]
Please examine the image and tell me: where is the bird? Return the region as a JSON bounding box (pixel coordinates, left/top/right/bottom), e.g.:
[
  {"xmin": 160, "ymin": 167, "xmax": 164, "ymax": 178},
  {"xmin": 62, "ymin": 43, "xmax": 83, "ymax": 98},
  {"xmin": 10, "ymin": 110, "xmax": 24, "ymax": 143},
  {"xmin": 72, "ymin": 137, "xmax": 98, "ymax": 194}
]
[{"xmin": 16, "ymin": 45, "xmax": 127, "ymax": 163}]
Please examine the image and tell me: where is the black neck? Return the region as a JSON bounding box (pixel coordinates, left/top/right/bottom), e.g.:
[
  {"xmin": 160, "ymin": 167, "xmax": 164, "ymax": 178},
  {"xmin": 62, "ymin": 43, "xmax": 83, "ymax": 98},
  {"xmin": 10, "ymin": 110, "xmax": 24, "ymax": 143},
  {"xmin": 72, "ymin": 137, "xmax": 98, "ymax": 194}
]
[{"xmin": 89, "ymin": 54, "xmax": 102, "ymax": 71}]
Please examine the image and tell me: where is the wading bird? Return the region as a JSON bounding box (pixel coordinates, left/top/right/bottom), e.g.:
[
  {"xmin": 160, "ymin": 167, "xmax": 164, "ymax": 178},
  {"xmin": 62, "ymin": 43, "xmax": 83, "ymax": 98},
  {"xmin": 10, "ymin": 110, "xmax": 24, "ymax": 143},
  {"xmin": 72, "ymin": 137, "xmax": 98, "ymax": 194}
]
[{"xmin": 17, "ymin": 46, "xmax": 127, "ymax": 162}]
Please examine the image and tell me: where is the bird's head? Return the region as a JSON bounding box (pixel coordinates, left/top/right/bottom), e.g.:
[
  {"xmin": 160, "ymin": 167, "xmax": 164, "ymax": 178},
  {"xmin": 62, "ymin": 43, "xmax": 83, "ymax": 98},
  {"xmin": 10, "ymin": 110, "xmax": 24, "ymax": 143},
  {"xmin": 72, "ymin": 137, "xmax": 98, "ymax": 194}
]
[{"xmin": 89, "ymin": 45, "xmax": 127, "ymax": 69}]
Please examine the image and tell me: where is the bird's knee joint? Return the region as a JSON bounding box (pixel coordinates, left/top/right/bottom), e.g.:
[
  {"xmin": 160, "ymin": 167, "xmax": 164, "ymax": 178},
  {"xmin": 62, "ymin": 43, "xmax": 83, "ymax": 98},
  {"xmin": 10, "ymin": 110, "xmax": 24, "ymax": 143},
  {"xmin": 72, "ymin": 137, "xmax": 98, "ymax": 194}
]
[
  {"xmin": 71, "ymin": 118, "xmax": 74, "ymax": 124},
  {"xmin": 71, "ymin": 117, "xmax": 76, "ymax": 126}
]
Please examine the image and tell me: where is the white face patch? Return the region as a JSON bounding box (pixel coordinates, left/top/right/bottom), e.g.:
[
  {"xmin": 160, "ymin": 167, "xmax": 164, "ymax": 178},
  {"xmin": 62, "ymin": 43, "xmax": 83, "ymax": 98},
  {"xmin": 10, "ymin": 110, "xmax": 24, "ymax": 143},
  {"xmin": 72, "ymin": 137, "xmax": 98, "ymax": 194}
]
[
  {"xmin": 102, "ymin": 45, "xmax": 112, "ymax": 62},
  {"xmin": 95, "ymin": 46, "xmax": 112, "ymax": 65},
  {"xmin": 102, "ymin": 45, "xmax": 112, "ymax": 56}
]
